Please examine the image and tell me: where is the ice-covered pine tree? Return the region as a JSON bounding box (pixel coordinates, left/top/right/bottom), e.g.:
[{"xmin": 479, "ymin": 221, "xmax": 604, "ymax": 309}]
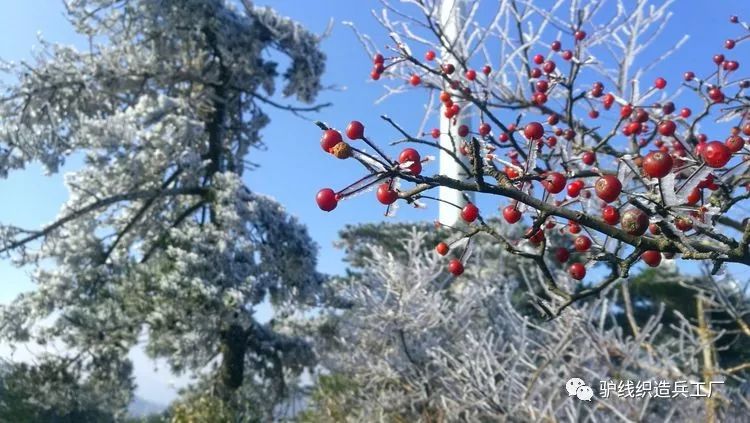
[{"xmin": 0, "ymin": 0, "xmax": 327, "ymax": 417}]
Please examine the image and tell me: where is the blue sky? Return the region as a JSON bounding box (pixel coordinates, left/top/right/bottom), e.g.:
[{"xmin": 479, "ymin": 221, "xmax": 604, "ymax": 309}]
[{"xmin": 0, "ymin": 0, "xmax": 748, "ymax": 404}]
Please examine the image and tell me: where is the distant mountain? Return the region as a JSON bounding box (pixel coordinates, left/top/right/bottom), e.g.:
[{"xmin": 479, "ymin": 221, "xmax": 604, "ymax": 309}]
[{"xmin": 128, "ymin": 396, "xmax": 167, "ymax": 418}]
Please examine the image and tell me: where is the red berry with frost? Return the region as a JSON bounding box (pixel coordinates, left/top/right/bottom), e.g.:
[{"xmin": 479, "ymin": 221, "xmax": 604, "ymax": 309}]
[
  {"xmin": 502, "ymin": 205, "xmax": 522, "ymax": 223},
  {"xmin": 574, "ymin": 235, "xmax": 592, "ymax": 252},
  {"xmin": 346, "ymin": 121, "xmax": 365, "ymax": 140},
  {"xmin": 376, "ymin": 183, "xmax": 398, "ymax": 205},
  {"xmin": 702, "ymin": 141, "xmax": 732, "ymax": 168},
  {"xmin": 641, "ymin": 250, "xmax": 662, "ymax": 267},
  {"xmin": 620, "ymin": 208, "xmax": 648, "ymax": 236},
  {"xmin": 479, "ymin": 123, "xmax": 491, "ymax": 136},
  {"xmin": 542, "ymin": 172, "xmax": 567, "ymax": 194},
  {"xmin": 321, "ymin": 129, "xmax": 343, "ymax": 152},
  {"xmin": 569, "ymin": 263, "xmax": 586, "ymax": 280},
  {"xmin": 642, "ymin": 151, "xmax": 673, "ymax": 178},
  {"xmin": 657, "ymin": 120, "xmax": 676, "ymax": 136},
  {"xmin": 436, "ymin": 242, "xmax": 449, "ymax": 256},
  {"xmin": 602, "ymin": 205, "xmax": 620, "ymax": 225},
  {"xmin": 461, "ymin": 203, "xmax": 479, "ymax": 223},
  {"xmin": 316, "ymin": 188, "xmax": 338, "ymax": 212},
  {"xmin": 555, "ymin": 247, "xmax": 570, "ymax": 263},
  {"xmin": 567, "ymin": 180, "xmax": 584, "ymax": 197},
  {"xmin": 595, "ymin": 175, "xmax": 622, "ymax": 203},
  {"xmin": 524, "ymin": 122, "xmax": 544, "ymax": 140},
  {"xmin": 582, "ymin": 151, "xmax": 596, "ymax": 165},
  {"xmin": 448, "ymin": 259, "xmax": 464, "ymax": 276}
]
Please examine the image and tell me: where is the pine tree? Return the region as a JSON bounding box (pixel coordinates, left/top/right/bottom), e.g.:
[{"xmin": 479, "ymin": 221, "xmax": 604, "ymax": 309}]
[{"xmin": 0, "ymin": 0, "xmax": 327, "ymax": 417}]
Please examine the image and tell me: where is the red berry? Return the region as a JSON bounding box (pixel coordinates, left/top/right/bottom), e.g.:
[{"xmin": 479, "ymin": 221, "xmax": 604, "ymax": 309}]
[
  {"xmin": 502, "ymin": 205, "xmax": 522, "ymax": 223},
  {"xmin": 680, "ymin": 108, "xmax": 692, "ymax": 118},
  {"xmin": 461, "ymin": 203, "xmax": 479, "ymax": 223},
  {"xmin": 569, "ymin": 262, "xmax": 586, "ymax": 280},
  {"xmin": 603, "ymin": 93, "xmax": 615, "ymax": 110},
  {"xmin": 724, "ymin": 60, "xmax": 740, "ymax": 71},
  {"xmin": 555, "ymin": 247, "xmax": 570, "ymax": 263},
  {"xmin": 441, "ymin": 63, "xmax": 455, "ymax": 74},
  {"xmin": 686, "ymin": 188, "xmax": 700, "ymax": 205},
  {"xmin": 582, "ymin": 151, "xmax": 596, "ymax": 165},
  {"xmin": 708, "ymin": 87, "xmax": 724, "ymax": 103},
  {"xmin": 649, "ymin": 223, "xmax": 661, "ymax": 235},
  {"xmin": 547, "ymin": 113, "xmax": 559, "ymax": 125},
  {"xmin": 458, "ymin": 125, "xmax": 470, "ymax": 137},
  {"xmin": 675, "ymin": 216, "xmax": 693, "ymax": 232},
  {"xmin": 535, "ymin": 80, "xmax": 549, "ymax": 93},
  {"xmin": 346, "ymin": 121, "xmax": 365, "ymax": 140},
  {"xmin": 561, "ymin": 50, "xmax": 573, "ymax": 61},
  {"xmin": 479, "ymin": 123, "xmax": 491, "ymax": 136},
  {"xmin": 448, "ymin": 259, "xmax": 464, "ymax": 276},
  {"xmin": 654, "ymin": 77, "xmax": 667, "ymax": 89},
  {"xmin": 574, "ymin": 235, "xmax": 592, "ymax": 252},
  {"xmin": 595, "ymin": 175, "xmax": 622, "ymax": 203},
  {"xmin": 602, "ymin": 205, "xmax": 620, "ymax": 225},
  {"xmin": 399, "ymin": 148, "xmax": 421, "ymax": 164},
  {"xmin": 657, "ymin": 120, "xmax": 676, "ymax": 136},
  {"xmin": 568, "ymin": 222, "xmax": 581, "ymax": 234},
  {"xmin": 725, "ymin": 39, "xmax": 736, "ymax": 49},
  {"xmin": 316, "ymin": 188, "xmax": 338, "ymax": 212},
  {"xmin": 620, "ymin": 208, "xmax": 648, "ymax": 236},
  {"xmin": 642, "ymin": 151, "xmax": 674, "ymax": 178},
  {"xmin": 713, "ymin": 54, "xmax": 725, "ymax": 65},
  {"xmin": 431, "ymin": 128, "xmax": 440, "ymax": 139},
  {"xmin": 574, "ymin": 30, "xmax": 586, "ymax": 41},
  {"xmin": 373, "ymin": 53, "xmax": 384, "ymax": 64},
  {"xmin": 524, "ymin": 122, "xmax": 545, "ymax": 140},
  {"xmin": 409, "ymin": 74, "xmax": 421, "ymax": 86},
  {"xmin": 641, "ymin": 250, "xmax": 662, "ymax": 267},
  {"xmin": 321, "ymin": 129, "xmax": 343, "ymax": 152},
  {"xmin": 436, "ymin": 242, "xmax": 449, "ymax": 256},
  {"xmin": 567, "ymin": 180, "xmax": 584, "ymax": 197},
  {"xmin": 726, "ymin": 135, "xmax": 745, "ymax": 153},
  {"xmin": 533, "ymin": 54, "xmax": 544, "ymax": 65},
  {"xmin": 684, "ymin": 71, "xmax": 695, "ymax": 81},
  {"xmin": 482, "ymin": 65, "xmax": 492, "ymax": 75},
  {"xmin": 376, "ymin": 183, "xmax": 398, "ymax": 205},
  {"xmin": 589, "ymin": 110, "xmax": 599, "ymax": 119},
  {"xmin": 463, "ymin": 69, "xmax": 476, "ymax": 81},
  {"xmin": 542, "ymin": 60, "xmax": 556, "ymax": 74},
  {"xmin": 530, "ymin": 68, "xmax": 542, "ymax": 78},
  {"xmin": 425, "ymin": 50, "xmax": 436, "ymax": 61},
  {"xmin": 370, "ymin": 70, "xmax": 381, "ymax": 80},
  {"xmin": 551, "ymin": 40, "xmax": 562, "ymax": 51},
  {"xmin": 620, "ymin": 104, "xmax": 633, "ymax": 119},
  {"xmin": 702, "ymin": 141, "xmax": 732, "ymax": 168},
  {"xmin": 542, "ymin": 172, "xmax": 566, "ymax": 194},
  {"xmin": 527, "ymin": 228, "xmax": 545, "ymax": 245}
]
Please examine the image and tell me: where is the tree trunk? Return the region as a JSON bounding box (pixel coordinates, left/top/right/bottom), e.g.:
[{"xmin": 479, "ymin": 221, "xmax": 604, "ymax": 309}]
[{"xmin": 218, "ymin": 323, "xmax": 249, "ymax": 400}]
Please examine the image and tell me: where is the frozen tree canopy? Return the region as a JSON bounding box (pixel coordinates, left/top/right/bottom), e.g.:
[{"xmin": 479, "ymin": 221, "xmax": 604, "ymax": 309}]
[{"xmin": 0, "ymin": 0, "xmax": 327, "ymax": 417}]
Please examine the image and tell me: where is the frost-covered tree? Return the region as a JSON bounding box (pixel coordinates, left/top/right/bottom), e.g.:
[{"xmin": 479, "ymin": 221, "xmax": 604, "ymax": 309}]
[
  {"xmin": 0, "ymin": 0, "xmax": 327, "ymax": 416},
  {"xmin": 306, "ymin": 226, "xmax": 750, "ymax": 422}
]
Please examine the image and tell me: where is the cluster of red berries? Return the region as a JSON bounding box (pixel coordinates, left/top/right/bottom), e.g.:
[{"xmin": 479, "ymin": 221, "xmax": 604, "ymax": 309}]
[{"xmin": 322, "ymin": 16, "xmax": 750, "ymax": 281}]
